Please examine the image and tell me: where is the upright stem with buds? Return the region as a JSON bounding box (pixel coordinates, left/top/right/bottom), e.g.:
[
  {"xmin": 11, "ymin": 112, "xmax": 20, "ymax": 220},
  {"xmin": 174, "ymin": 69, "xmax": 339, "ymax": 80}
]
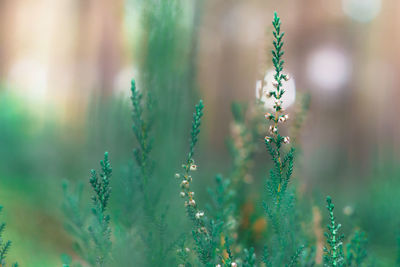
[{"xmin": 262, "ymin": 12, "xmax": 302, "ymax": 266}]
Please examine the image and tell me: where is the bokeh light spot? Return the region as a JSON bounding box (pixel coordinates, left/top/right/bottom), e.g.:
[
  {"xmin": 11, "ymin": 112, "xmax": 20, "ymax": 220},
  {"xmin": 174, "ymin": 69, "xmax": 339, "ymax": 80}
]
[
  {"xmin": 306, "ymin": 46, "xmax": 352, "ymax": 93},
  {"xmin": 342, "ymin": 0, "xmax": 381, "ymax": 23}
]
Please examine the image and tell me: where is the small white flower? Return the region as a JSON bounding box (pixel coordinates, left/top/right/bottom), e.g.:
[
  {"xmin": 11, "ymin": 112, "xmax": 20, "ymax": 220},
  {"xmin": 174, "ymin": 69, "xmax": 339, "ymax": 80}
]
[
  {"xmin": 175, "ymin": 173, "xmax": 180, "ymax": 179},
  {"xmin": 231, "ymin": 263, "xmax": 237, "ymax": 267},
  {"xmin": 272, "ymin": 81, "xmax": 279, "ymax": 88},
  {"xmin": 180, "ymin": 180, "xmax": 189, "ymax": 189},
  {"xmin": 274, "ymin": 99, "xmax": 282, "ymax": 107},
  {"xmin": 185, "ymin": 247, "xmax": 190, "ymax": 252},
  {"xmin": 269, "ymin": 125, "xmax": 278, "ymax": 134},
  {"xmin": 264, "ymin": 112, "xmax": 272, "ymax": 120},
  {"xmin": 278, "ymin": 116, "xmax": 286, "ymax": 123},
  {"xmin": 283, "ymin": 136, "xmax": 290, "ymax": 144},
  {"xmin": 265, "ymin": 136, "xmax": 271, "ymax": 142},
  {"xmin": 190, "ymin": 164, "xmax": 197, "ymax": 171},
  {"xmin": 180, "ymin": 192, "xmax": 186, "ymax": 198},
  {"xmin": 284, "ymin": 114, "xmax": 289, "ymax": 120},
  {"xmin": 195, "ymin": 211, "xmax": 204, "ymax": 219},
  {"xmin": 216, "ymin": 265, "xmax": 222, "ymax": 267},
  {"xmin": 189, "ymin": 199, "xmax": 196, "ymax": 206},
  {"xmin": 198, "ymin": 226, "xmax": 207, "ymax": 233},
  {"xmin": 283, "ymin": 74, "xmax": 290, "ymax": 81}
]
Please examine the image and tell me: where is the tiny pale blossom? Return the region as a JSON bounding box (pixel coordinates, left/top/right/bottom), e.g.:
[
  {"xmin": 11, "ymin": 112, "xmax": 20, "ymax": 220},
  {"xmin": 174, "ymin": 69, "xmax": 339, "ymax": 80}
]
[
  {"xmin": 189, "ymin": 199, "xmax": 196, "ymax": 206},
  {"xmin": 195, "ymin": 211, "xmax": 204, "ymax": 219},
  {"xmin": 180, "ymin": 192, "xmax": 185, "ymax": 198},
  {"xmin": 283, "ymin": 136, "xmax": 290, "ymax": 144},
  {"xmin": 185, "ymin": 247, "xmax": 190, "ymax": 252},
  {"xmin": 274, "ymin": 99, "xmax": 282, "ymax": 107},
  {"xmin": 231, "ymin": 263, "xmax": 238, "ymax": 267},
  {"xmin": 269, "ymin": 125, "xmax": 278, "ymax": 134},
  {"xmin": 190, "ymin": 164, "xmax": 197, "ymax": 171},
  {"xmin": 283, "ymin": 74, "xmax": 290, "ymax": 81},
  {"xmin": 180, "ymin": 180, "xmax": 189, "ymax": 189}
]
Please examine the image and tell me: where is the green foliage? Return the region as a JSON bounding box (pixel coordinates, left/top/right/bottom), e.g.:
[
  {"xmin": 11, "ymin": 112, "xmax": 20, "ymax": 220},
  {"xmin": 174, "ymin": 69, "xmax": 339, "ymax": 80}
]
[
  {"xmin": 188, "ymin": 100, "xmax": 204, "ymax": 164},
  {"xmin": 346, "ymin": 230, "xmax": 368, "ymax": 266},
  {"xmin": 243, "ymin": 247, "xmax": 256, "ymax": 267},
  {"xmin": 62, "ymin": 152, "xmax": 113, "ymax": 267},
  {"xmin": 51, "ymin": 9, "xmax": 396, "ymax": 267},
  {"xmin": 130, "ymin": 79, "xmax": 154, "ymax": 188},
  {"xmin": 205, "ymin": 174, "xmax": 236, "ymax": 233},
  {"xmin": 176, "ymin": 100, "xmax": 224, "ymax": 266},
  {"xmin": 261, "ymin": 12, "xmax": 304, "ymax": 266},
  {"xmin": 88, "ymin": 152, "xmax": 113, "ymax": 266},
  {"xmin": 0, "ymin": 210, "xmax": 11, "ymax": 264},
  {"xmin": 0, "ymin": 206, "xmax": 17, "ymax": 267},
  {"xmin": 324, "ymin": 196, "xmax": 344, "ymax": 267}
]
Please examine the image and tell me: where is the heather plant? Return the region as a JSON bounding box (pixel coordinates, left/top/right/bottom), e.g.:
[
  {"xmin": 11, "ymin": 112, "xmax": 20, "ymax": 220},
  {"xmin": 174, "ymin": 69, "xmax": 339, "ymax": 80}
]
[
  {"xmin": 55, "ymin": 10, "xmax": 393, "ymax": 267},
  {"xmin": 62, "ymin": 152, "xmax": 113, "ymax": 267},
  {"xmin": 261, "ymin": 12, "xmax": 304, "ymax": 266},
  {"xmin": 324, "ymin": 196, "xmax": 345, "ymax": 267},
  {"xmin": 0, "ymin": 206, "xmax": 17, "ymax": 267},
  {"xmin": 346, "ymin": 230, "xmax": 368, "ymax": 266},
  {"xmin": 174, "ymin": 12, "xmax": 306, "ymax": 267}
]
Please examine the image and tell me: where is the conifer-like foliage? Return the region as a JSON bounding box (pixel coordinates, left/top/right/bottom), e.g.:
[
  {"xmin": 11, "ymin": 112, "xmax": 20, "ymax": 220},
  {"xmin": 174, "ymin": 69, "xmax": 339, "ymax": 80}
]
[
  {"xmin": 62, "ymin": 152, "xmax": 113, "ymax": 267},
  {"xmin": 261, "ymin": 12, "xmax": 303, "ymax": 266},
  {"xmin": 130, "ymin": 79, "xmax": 154, "ymax": 189},
  {"xmin": 0, "ymin": 207, "xmax": 18, "ymax": 267},
  {"xmin": 324, "ymin": 196, "xmax": 344, "ymax": 267},
  {"xmin": 176, "ymin": 100, "xmax": 225, "ymax": 265},
  {"xmin": 88, "ymin": 152, "xmax": 113, "ymax": 266},
  {"xmin": 57, "ymin": 10, "xmax": 387, "ymax": 267},
  {"xmin": 346, "ymin": 230, "xmax": 368, "ymax": 266},
  {"xmin": 0, "ymin": 206, "xmax": 14, "ymax": 267}
]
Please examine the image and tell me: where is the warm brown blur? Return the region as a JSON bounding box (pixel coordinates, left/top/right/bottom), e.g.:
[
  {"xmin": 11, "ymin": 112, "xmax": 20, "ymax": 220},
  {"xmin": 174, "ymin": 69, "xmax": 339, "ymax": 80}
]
[{"xmin": 1, "ymin": 0, "xmax": 399, "ymax": 176}]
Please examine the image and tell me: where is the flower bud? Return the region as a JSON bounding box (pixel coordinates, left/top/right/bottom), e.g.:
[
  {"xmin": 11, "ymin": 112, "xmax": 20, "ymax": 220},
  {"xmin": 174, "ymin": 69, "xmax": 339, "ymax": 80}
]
[{"xmin": 190, "ymin": 164, "xmax": 197, "ymax": 171}]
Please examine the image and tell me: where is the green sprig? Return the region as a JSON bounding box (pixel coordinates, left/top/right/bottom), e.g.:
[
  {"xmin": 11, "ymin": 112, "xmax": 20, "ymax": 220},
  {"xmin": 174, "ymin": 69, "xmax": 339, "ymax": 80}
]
[
  {"xmin": 187, "ymin": 99, "xmax": 204, "ymax": 165},
  {"xmin": 324, "ymin": 196, "xmax": 344, "ymax": 267},
  {"xmin": 88, "ymin": 152, "xmax": 113, "ymax": 266}
]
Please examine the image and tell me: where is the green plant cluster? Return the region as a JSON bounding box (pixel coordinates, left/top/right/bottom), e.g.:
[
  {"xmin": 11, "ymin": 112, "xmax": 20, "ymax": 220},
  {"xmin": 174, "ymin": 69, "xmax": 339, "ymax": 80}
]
[
  {"xmin": 62, "ymin": 152, "xmax": 113, "ymax": 267},
  {"xmin": 2, "ymin": 10, "xmax": 390, "ymax": 267},
  {"xmin": 0, "ymin": 206, "xmax": 17, "ymax": 267}
]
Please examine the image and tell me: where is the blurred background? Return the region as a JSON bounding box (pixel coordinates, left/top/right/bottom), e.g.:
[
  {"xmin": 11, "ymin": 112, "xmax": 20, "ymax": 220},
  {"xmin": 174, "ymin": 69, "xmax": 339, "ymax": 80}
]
[{"xmin": 0, "ymin": 0, "xmax": 400, "ymax": 265}]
